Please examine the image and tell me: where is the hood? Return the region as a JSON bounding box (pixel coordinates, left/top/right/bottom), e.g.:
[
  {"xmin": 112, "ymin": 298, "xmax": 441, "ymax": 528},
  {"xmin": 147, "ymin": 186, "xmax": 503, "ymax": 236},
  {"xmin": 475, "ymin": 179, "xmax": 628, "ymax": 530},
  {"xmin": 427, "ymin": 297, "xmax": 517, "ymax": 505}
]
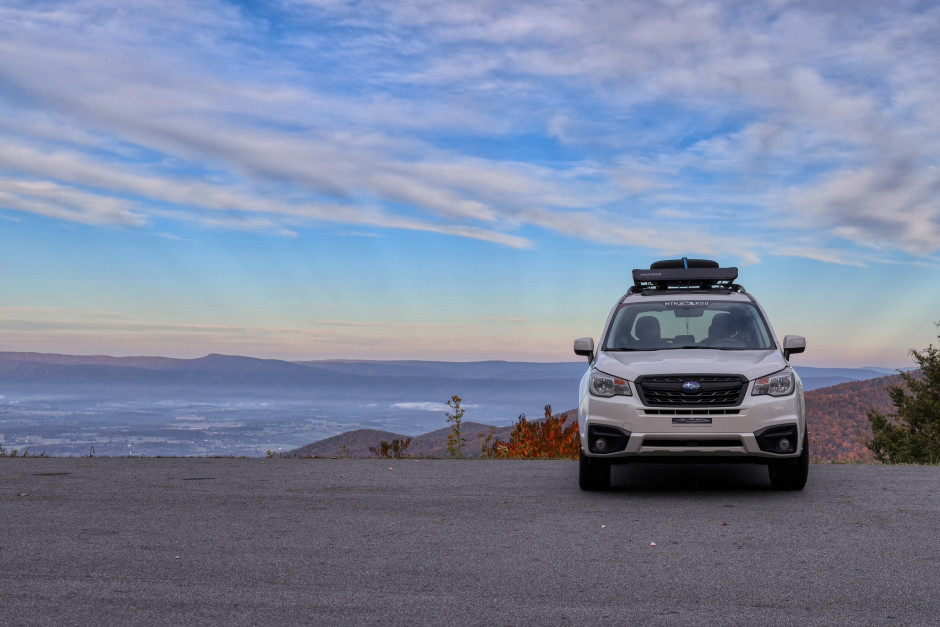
[{"xmin": 594, "ymin": 349, "xmax": 789, "ymax": 382}]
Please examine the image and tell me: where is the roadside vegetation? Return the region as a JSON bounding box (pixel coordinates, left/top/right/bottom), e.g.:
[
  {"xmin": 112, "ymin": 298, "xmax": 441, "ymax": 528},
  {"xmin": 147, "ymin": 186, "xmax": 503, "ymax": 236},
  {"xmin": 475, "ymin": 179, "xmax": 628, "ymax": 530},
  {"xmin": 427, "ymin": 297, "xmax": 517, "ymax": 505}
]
[
  {"xmin": 867, "ymin": 323, "xmax": 940, "ymax": 465},
  {"xmin": 369, "ymin": 401, "xmax": 580, "ymax": 460},
  {"xmin": 0, "ymin": 443, "xmax": 47, "ymax": 458},
  {"xmin": 445, "ymin": 395, "xmax": 467, "ymax": 458},
  {"xmin": 482, "ymin": 404, "xmax": 579, "ymax": 459}
]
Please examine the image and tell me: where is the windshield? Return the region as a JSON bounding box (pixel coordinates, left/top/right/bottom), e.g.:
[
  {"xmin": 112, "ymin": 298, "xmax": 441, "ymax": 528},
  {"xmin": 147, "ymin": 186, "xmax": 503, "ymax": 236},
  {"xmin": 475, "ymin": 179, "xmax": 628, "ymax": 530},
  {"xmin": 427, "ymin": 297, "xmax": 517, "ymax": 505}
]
[{"xmin": 603, "ymin": 300, "xmax": 774, "ymax": 351}]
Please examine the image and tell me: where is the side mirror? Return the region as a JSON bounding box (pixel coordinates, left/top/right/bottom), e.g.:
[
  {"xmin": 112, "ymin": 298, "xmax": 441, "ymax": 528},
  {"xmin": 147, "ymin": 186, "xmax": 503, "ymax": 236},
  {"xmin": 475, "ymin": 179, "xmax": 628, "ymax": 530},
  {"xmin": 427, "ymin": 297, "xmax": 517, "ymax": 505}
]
[
  {"xmin": 574, "ymin": 337, "xmax": 595, "ymax": 362},
  {"xmin": 783, "ymin": 335, "xmax": 806, "ymax": 361}
]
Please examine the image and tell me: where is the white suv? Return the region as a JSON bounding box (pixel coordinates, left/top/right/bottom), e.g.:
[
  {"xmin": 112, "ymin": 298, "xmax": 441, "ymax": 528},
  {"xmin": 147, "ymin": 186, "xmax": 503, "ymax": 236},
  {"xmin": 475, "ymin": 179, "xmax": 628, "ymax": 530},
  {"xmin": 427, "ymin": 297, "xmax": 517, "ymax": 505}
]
[{"xmin": 573, "ymin": 259, "xmax": 808, "ymax": 490}]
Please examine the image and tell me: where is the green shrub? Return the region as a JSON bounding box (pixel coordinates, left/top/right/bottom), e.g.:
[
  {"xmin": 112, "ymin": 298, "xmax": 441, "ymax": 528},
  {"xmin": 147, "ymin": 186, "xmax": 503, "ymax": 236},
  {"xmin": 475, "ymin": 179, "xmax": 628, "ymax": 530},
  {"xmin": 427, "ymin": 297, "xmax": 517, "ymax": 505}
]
[{"xmin": 867, "ymin": 323, "xmax": 940, "ymax": 464}]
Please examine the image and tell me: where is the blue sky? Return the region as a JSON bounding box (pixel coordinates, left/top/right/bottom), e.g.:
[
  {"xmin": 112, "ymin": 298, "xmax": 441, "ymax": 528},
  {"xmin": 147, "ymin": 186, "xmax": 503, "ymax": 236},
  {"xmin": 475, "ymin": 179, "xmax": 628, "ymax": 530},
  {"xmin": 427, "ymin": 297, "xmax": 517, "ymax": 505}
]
[{"xmin": 0, "ymin": 0, "xmax": 938, "ymax": 367}]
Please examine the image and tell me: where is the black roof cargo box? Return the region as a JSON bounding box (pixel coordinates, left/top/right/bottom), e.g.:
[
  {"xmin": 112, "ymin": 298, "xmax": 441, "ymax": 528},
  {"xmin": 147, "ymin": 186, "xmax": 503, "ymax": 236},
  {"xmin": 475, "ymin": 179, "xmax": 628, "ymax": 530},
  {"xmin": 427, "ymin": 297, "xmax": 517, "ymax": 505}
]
[{"xmin": 632, "ymin": 258, "xmax": 738, "ymax": 291}]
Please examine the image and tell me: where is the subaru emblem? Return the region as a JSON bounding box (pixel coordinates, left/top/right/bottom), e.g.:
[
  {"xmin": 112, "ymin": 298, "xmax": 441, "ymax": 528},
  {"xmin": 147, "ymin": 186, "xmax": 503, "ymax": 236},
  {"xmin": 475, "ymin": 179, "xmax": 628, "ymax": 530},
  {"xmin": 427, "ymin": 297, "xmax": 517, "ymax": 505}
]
[{"xmin": 681, "ymin": 381, "xmax": 702, "ymax": 392}]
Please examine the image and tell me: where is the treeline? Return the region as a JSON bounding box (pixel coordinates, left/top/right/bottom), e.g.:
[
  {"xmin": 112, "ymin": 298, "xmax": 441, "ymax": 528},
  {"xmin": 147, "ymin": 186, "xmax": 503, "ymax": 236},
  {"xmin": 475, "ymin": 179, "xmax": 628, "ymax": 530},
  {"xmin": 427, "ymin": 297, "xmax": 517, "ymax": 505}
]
[{"xmin": 804, "ymin": 374, "xmax": 900, "ymax": 462}]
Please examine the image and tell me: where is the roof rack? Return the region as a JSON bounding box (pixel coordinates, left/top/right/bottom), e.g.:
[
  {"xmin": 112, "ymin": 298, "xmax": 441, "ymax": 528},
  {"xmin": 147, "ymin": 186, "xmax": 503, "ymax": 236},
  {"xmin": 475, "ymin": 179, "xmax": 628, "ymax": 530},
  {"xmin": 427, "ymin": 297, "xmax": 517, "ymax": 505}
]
[{"xmin": 630, "ymin": 258, "xmax": 740, "ymax": 292}]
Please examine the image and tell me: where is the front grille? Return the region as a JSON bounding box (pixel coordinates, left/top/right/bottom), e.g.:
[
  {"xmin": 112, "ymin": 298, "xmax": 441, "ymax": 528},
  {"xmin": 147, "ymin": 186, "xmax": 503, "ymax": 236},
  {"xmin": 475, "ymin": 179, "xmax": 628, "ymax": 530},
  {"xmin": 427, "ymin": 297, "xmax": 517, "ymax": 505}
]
[{"xmin": 636, "ymin": 374, "xmax": 747, "ymax": 407}]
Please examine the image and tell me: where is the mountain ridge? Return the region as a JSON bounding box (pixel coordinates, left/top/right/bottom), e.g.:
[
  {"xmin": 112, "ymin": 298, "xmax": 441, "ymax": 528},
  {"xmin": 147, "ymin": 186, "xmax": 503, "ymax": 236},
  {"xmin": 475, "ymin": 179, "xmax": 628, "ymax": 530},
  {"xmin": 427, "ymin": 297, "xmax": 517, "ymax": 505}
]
[
  {"xmin": 0, "ymin": 351, "xmax": 902, "ymax": 390},
  {"xmin": 0, "ymin": 351, "xmax": 912, "ymax": 458}
]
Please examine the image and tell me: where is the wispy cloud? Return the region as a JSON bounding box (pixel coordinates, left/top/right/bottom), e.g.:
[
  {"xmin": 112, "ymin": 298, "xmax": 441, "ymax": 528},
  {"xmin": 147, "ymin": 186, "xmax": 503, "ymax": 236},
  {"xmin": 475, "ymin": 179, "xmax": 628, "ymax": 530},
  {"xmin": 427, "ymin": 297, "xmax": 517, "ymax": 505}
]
[{"xmin": 1, "ymin": 0, "xmax": 937, "ymax": 263}]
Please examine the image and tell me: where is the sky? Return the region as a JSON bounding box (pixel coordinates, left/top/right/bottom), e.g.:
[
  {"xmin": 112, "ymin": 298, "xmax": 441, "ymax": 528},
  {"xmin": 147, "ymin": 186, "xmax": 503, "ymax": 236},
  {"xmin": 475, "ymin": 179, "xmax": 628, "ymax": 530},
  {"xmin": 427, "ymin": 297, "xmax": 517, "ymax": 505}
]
[{"xmin": 0, "ymin": 0, "xmax": 939, "ymax": 368}]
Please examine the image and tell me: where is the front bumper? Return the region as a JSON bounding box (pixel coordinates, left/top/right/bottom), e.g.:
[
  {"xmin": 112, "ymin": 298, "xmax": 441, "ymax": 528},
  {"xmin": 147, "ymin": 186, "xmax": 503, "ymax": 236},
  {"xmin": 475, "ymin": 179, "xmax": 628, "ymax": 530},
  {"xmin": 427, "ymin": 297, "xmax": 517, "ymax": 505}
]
[{"xmin": 578, "ymin": 385, "xmax": 804, "ymax": 461}]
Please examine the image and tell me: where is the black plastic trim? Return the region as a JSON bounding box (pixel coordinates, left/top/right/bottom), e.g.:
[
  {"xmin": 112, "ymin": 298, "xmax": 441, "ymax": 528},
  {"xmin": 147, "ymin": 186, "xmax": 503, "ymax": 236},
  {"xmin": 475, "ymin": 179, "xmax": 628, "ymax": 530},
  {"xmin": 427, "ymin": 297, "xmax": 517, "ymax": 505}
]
[
  {"xmin": 587, "ymin": 424, "xmax": 631, "ymax": 454},
  {"xmin": 754, "ymin": 424, "xmax": 799, "ymax": 454}
]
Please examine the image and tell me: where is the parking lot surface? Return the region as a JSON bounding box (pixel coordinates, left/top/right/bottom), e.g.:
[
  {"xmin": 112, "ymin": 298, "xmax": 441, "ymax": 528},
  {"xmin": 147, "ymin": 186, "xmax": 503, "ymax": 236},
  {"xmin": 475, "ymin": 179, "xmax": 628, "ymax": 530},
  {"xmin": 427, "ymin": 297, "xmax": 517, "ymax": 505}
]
[{"xmin": 2, "ymin": 458, "xmax": 939, "ymax": 625}]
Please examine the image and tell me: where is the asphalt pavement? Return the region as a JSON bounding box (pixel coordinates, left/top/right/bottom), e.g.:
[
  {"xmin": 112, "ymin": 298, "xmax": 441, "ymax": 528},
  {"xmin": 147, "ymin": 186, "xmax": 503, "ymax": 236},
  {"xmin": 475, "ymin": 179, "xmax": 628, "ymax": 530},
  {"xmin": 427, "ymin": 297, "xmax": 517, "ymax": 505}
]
[{"xmin": 2, "ymin": 458, "xmax": 939, "ymax": 626}]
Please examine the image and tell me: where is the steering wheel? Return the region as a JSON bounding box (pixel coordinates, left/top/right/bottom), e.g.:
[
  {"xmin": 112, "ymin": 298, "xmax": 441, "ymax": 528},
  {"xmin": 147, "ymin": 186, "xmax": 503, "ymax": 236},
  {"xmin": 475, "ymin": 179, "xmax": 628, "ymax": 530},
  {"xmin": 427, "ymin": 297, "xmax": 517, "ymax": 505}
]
[{"xmin": 709, "ymin": 338, "xmax": 746, "ymax": 348}]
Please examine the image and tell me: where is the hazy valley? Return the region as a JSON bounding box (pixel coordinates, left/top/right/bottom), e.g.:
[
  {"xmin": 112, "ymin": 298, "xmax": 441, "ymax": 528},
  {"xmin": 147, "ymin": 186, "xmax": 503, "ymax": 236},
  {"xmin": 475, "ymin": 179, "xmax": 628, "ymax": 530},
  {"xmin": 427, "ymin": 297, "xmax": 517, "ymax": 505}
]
[{"xmin": 0, "ymin": 351, "xmax": 903, "ymax": 458}]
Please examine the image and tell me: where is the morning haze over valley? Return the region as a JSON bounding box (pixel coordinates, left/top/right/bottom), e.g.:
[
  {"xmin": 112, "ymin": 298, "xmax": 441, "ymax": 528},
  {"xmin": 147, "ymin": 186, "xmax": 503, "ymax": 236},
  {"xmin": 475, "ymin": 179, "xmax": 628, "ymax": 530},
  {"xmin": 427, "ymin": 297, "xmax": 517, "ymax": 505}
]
[{"xmin": 0, "ymin": 350, "xmax": 902, "ymax": 460}]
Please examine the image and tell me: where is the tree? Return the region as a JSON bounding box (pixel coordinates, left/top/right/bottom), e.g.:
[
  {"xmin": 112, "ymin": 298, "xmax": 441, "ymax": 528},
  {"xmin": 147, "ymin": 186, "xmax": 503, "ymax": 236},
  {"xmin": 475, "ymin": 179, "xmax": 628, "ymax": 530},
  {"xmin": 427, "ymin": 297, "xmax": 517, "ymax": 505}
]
[
  {"xmin": 867, "ymin": 323, "xmax": 940, "ymax": 464},
  {"xmin": 445, "ymin": 395, "xmax": 466, "ymax": 458}
]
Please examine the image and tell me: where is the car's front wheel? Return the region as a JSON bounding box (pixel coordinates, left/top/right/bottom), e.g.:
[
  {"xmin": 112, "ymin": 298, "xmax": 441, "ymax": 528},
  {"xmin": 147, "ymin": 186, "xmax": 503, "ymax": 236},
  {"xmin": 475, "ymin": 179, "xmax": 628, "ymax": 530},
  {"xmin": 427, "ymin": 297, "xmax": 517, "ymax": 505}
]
[
  {"xmin": 579, "ymin": 448, "xmax": 611, "ymax": 491},
  {"xmin": 767, "ymin": 429, "xmax": 809, "ymax": 490}
]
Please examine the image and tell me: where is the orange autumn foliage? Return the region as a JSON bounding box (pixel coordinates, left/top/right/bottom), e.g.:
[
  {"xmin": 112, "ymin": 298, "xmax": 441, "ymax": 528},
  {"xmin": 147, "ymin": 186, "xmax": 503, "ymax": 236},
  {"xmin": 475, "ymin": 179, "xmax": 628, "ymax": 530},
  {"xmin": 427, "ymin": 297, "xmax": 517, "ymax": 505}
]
[{"xmin": 487, "ymin": 405, "xmax": 580, "ymax": 459}]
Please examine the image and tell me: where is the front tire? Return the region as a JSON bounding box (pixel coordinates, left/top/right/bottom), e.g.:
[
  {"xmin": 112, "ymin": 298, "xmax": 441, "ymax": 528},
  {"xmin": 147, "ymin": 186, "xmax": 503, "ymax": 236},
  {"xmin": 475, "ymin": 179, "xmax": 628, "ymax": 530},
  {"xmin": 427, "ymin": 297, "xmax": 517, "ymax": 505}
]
[
  {"xmin": 768, "ymin": 430, "xmax": 809, "ymax": 490},
  {"xmin": 579, "ymin": 448, "xmax": 611, "ymax": 491}
]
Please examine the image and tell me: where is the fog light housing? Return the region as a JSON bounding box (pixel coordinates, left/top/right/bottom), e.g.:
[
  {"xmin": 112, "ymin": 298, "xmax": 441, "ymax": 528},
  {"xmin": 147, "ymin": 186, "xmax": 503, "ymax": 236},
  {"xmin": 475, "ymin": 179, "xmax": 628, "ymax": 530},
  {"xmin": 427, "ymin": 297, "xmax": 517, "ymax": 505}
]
[
  {"xmin": 755, "ymin": 424, "xmax": 799, "ymax": 454},
  {"xmin": 588, "ymin": 425, "xmax": 630, "ymax": 454}
]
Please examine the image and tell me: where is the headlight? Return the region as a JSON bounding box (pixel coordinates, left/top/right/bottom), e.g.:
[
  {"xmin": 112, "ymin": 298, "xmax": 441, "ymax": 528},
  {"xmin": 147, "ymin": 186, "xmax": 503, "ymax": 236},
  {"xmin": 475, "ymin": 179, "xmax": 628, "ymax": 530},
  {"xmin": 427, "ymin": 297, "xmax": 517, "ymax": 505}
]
[
  {"xmin": 590, "ymin": 370, "xmax": 633, "ymax": 397},
  {"xmin": 752, "ymin": 370, "xmax": 795, "ymax": 397}
]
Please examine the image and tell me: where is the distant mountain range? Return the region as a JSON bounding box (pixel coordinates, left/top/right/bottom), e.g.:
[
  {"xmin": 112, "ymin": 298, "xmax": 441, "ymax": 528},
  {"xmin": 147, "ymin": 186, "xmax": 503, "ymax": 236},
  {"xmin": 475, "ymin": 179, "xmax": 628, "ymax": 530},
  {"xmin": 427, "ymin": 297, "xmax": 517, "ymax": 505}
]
[
  {"xmin": 0, "ymin": 350, "xmax": 899, "ymax": 390},
  {"xmin": 0, "ymin": 351, "xmax": 908, "ymax": 457},
  {"xmin": 0, "ymin": 351, "xmax": 590, "ymax": 420}
]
